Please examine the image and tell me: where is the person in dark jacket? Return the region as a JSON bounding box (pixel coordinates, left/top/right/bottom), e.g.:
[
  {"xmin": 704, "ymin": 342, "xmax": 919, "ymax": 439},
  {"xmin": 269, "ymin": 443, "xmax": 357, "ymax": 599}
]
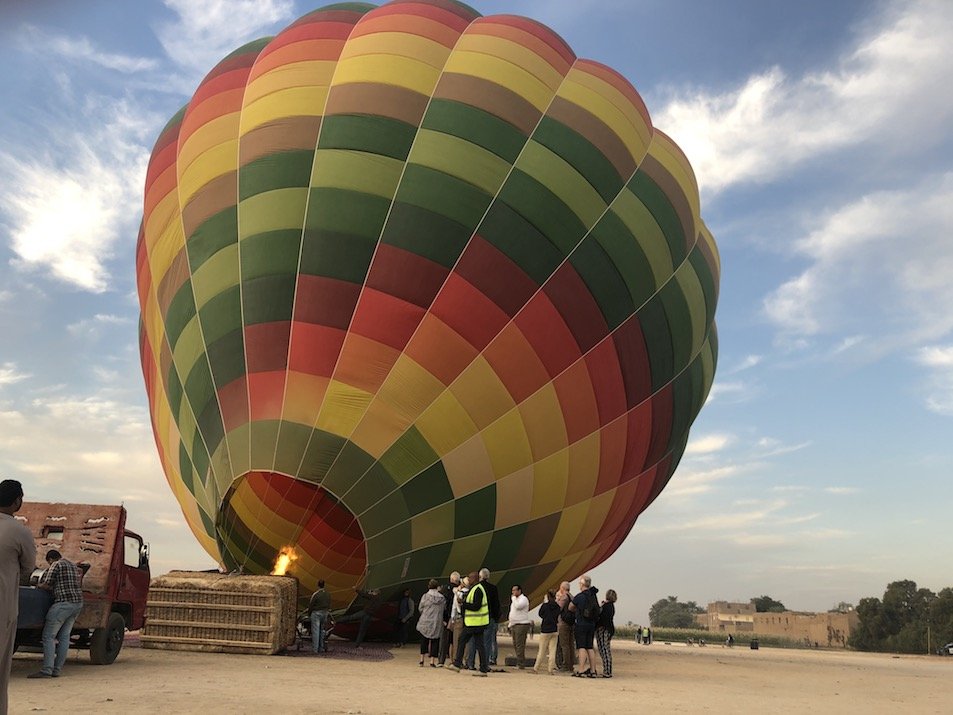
[
  {"xmin": 569, "ymin": 575, "xmax": 598, "ymax": 677},
  {"xmin": 447, "ymin": 571, "xmax": 490, "ymax": 676},
  {"xmin": 532, "ymin": 590, "xmax": 560, "ymax": 674},
  {"xmin": 308, "ymin": 580, "xmax": 332, "ymax": 653},
  {"xmin": 596, "ymin": 589, "xmax": 617, "ymax": 677},
  {"xmin": 337, "ymin": 587, "xmax": 381, "ymax": 647},
  {"xmin": 437, "ymin": 571, "xmax": 460, "ymax": 665},
  {"xmin": 395, "ymin": 587, "xmax": 415, "ymax": 647},
  {"xmin": 478, "ymin": 568, "xmax": 501, "ymax": 666}
]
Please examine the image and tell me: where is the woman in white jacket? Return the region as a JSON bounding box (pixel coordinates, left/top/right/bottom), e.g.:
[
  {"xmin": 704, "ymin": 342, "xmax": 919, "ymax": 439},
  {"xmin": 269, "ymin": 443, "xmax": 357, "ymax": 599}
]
[{"xmin": 417, "ymin": 579, "xmax": 445, "ymax": 667}]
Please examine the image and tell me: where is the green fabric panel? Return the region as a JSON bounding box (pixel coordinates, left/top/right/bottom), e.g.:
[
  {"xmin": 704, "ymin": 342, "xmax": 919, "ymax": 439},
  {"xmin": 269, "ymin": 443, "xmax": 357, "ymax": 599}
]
[
  {"xmin": 498, "ymin": 169, "xmax": 585, "ymax": 256},
  {"xmin": 401, "ymin": 462, "xmax": 454, "ymax": 515},
  {"xmin": 305, "ymin": 187, "xmax": 392, "ymax": 238},
  {"xmin": 198, "ymin": 285, "xmax": 242, "ymax": 344},
  {"xmin": 630, "ymin": 173, "xmax": 686, "ymax": 265},
  {"xmin": 190, "ymin": 428, "xmax": 216, "ymax": 484},
  {"xmin": 318, "ymin": 114, "xmax": 417, "ymax": 160},
  {"xmin": 411, "ymin": 501, "xmax": 453, "ymax": 548},
  {"xmin": 205, "ymin": 328, "xmax": 246, "ymax": 388},
  {"xmin": 444, "ymin": 533, "xmax": 492, "ymax": 577},
  {"xmin": 689, "ymin": 248, "xmax": 718, "ymax": 330},
  {"xmin": 185, "ymin": 360, "xmax": 217, "ymax": 431},
  {"xmin": 659, "ymin": 278, "xmax": 693, "ymax": 373},
  {"xmin": 405, "ymin": 541, "xmax": 453, "ymax": 579},
  {"xmin": 454, "ymin": 484, "xmax": 496, "ymax": 538},
  {"xmin": 298, "ymin": 229, "xmax": 376, "ymax": 283},
  {"xmin": 239, "ymin": 229, "xmax": 301, "ymax": 281},
  {"xmin": 249, "ymin": 420, "xmax": 280, "ymax": 471},
  {"xmin": 191, "ymin": 243, "xmax": 239, "ymax": 309},
  {"xmin": 311, "ymin": 150, "xmax": 403, "ymax": 198},
  {"xmin": 409, "ymin": 129, "xmax": 510, "ymax": 195},
  {"xmin": 220, "ymin": 37, "xmax": 271, "ymax": 63},
  {"xmin": 194, "ymin": 389, "xmax": 225, "ymax": 460},
  {"xmin": 364, "ymin": 554, "xmax": 407, "ymax": 588},
  {"xmin": 516, "ymin": 142, "xmax": 607, "ymax": 231},
  {"xmin": 186, "ymin": 207, "xmax": 238, "ymax": 270},
  {"xmin": 272, "ymin": 421, "xmax": 316, "ymax": 477},
  {"xmin": 533, "ymin": 116, "xmax": 623, "ymax": 203},
  {"xmin": 166, "ymin": 368, "xmax": 184, "ymax": 418},
  {"xmin": 382, "ymin": 201, "xmax": 472, "ymax": 268},
  {"xmin": 568, "ymin": 239, "xmax": 634, "ymax": 330},
  {"xmin": 165, "ymin": 284, "xmax": 197, "ymax": 349},
  {"xmin": 675, "ymin": 263, "xmax": 707, "ymax": 357},
  {"xmin": 486, "ymin": 522, "xmax": 528, "ymax": 569},
  {"xmin": 422, "ymin": 99, "xmax": 526, "ymax": 163},
  {"xmin": 361, "ymin": 490, "xmax": 410, "ymax": 537},
  {"xmin": 198, "ymin": 507, "xmax": 215, "ymax": 536},
  {"xmin": 347, "ymin": 462, "xmax": 399, "ymax": 516},
  {"xmin": 298, "ymin": 430, "xmax": 347, "ymax": 484},
  {"xmin": 172, "ymin": 317, "xmax": 205, "ymax": 381},
  {"xmin": 242, "ymin": 274, "xmax": 295, "ymax": 324},
  {"xmin": 590, "ymin": 212, "xmax": 656, "ymax": 310},
  {"xmin": 238, "ymin": 151, "xmax": 313, "ymax": 202},
  {"xmin": 238, "ymin": 188, "xmax": 309, "ymax": 236},
  {"xmin": 637, "ymin": 296, "xmax": 674, "ymax": 393},
  {"xmin": 378, "ymin": 426, "xmax": 439, "ymax": 485},
  {"xmin": 669, "ymin": 366, "xmax": 696, "ymax": 453},
  {"xmin": 365, "ymin": 520, "xmax": 412, "ymax": 562},
  {"xmin": 178, "ymin": 443, "xmax": 195, "ymax": 496},
  {"xmin": 191, "ymin": 440, "xmax": 210, "ymax": 487},
  {"xmin": 612, "ymin": 189, "xmax": 673, "ymax": 287},
  {"xmin": 480, "ymin": 200, "xmax": 562, "ymax": 285},
  {"xmin": 396, "ymin": 164, "xmax": 490, "ymax": 233}
]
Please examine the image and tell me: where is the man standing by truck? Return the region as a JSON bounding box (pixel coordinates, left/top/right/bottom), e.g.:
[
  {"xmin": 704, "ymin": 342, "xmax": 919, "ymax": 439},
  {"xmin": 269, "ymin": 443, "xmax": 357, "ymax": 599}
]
[
  {"xmin": 28, "ymin": 550, "xmax": 84, "ymax": 679},
  {"xmin": 0, "ymin": 479, "xmax": 36, "ymax": 714}
]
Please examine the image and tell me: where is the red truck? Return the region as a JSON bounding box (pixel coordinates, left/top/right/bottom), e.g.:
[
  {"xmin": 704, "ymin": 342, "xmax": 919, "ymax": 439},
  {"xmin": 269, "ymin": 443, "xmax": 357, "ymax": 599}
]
[{"xmin": 15, "ymin": 503, "xmax": 150, "ymax": 664}]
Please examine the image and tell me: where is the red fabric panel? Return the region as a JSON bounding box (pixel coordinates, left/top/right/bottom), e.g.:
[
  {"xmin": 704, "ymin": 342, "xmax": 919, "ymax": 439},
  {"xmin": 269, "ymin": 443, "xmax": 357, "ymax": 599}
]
[
  {"xmin": 455, "ymin": 235, "xmax": 538, "ymax": 318},
  {"xmin": 622, "ymin": 400, "xmax": 654, "ymax": 476},
  {"xmin": 544, "ymin": 263, "xmax": 609, "ymax": 353},
  {"xmin": 595, "ymin": 418, "xmax": 627, "ymax": 495},
  {"xmin": 247, "ymin": 371, "xmax": 286, "ymax": 421},
  {"xmin": 365, "ymin": 243, "xmax": 448, "ymax": 309},
  {"xmin": 430, "ymin": 274, "xmax": 509, "ymax": 351},
  {"xmin": 514, "ymin": 291, "xmax": 580, "ymax": 377},
  {"xmin": 482, "ymin": 323, "xmax": 550, "ymax": 403},
  {"xmin": 646, "ymin": 385, "xmax": 674, "ymax": 466},
  {"xmin": 288, "ymin": 322, "xmax": 345, "ymax": 377},
  {"xmin": 217, "ymin": 377, "xmax": 250, "ymax": 432},
  {"xmin": 584, "ymin": 338, "xmax": 627, "ymax": 425},
  {"xmin": 612, "ymin": 316, "xmax": 652, "ymax": 409},
  {"xmin": 292, "ymin": 275, "xmax": 360, "ymax": 329},
  {"xmin": 551, "ymin": 360, "xmax": 599, "ymax": 443},
  {"xmin": 245, "ymin": 321, "xmax": 291, "ymax": 373},
  {"xmin": 349, "ymin": 288, "xmax": 424, "ymax": 351},
  {"xmin": 404, "ymin": 315, "xmax": 477, "ymax": 386}
]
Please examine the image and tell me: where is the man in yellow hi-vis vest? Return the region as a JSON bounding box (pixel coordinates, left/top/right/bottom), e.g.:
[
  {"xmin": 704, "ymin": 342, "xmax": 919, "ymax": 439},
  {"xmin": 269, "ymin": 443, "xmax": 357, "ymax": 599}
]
[{"xmin": 447, "ymin": 571, "xmax": 490, "ymax": 676}]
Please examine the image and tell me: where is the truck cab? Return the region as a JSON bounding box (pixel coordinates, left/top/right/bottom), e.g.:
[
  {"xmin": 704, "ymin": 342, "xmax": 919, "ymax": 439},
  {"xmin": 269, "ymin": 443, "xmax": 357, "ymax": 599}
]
[{"xmin": 16, "ymin": 503, "xmax": 150, "ymax": 664}]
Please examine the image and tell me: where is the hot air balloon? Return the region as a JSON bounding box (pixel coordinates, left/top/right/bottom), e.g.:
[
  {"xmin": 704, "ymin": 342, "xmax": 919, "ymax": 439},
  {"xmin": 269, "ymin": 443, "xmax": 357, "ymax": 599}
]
[{"xmin": 136, "ymin": 0, "xmax": 719, "ymax": 611}]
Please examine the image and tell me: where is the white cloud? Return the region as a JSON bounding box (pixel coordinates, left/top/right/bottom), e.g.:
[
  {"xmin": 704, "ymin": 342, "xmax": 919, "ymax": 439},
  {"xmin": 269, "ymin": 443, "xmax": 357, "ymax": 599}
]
[
  {"xmin": 0, "ymin": 363, "xmax": 30, "ymax": 388},
  {"xmin": 825, "ymin": 486, "xmax": 861, "ymax": 495},
  {"xmin": 726, "ymin": 355, "xmax": 762, "ymax": 374},
  {"xmin": 0, "ymin": 98, "xmax": 155, "ymax": 292},
  {"xmin": 157, "ymin": 0, "xmax": 293, "ymax": 75},
  {"xmin": 37, "ymin": 28, "xmax": 158, "ymax": 73},
  {"xmin": 916, "ymin": 344, "xmax": 953, "ymax": 414},
  {"xmin": 763, "ymin": 173, "xmax": 953, "ymax": 344},
  {"xmin": 655, "ymin": 1, "xmax": 953, "ymax": 194},
  {"xmin": 685, "ymin": 433, "xmax": 734, "ymax": 455}
]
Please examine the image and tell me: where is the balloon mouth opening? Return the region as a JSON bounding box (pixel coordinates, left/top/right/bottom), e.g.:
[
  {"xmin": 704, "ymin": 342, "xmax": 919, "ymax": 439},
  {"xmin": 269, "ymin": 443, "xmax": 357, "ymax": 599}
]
[{"xmin": 216, "ymin": 471, "xmax": 367, "ymax": 587}]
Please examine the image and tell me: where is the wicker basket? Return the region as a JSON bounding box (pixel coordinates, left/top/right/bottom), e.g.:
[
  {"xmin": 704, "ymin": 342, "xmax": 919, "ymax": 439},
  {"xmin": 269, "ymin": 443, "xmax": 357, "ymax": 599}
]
[{"xmin": 141, "ymin": 571, "xmax": 298, "ymax": 655}]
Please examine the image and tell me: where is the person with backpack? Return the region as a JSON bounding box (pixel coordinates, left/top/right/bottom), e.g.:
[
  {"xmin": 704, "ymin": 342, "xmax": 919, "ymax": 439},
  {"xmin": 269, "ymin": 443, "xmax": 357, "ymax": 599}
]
[
  {"xmin": 568, "ymin": 575, "xmax": 599, "ymax": 678},
  {"xmin": 596, "ymin": 589, "xmax": 617, "ymax": 678},
  {"xmin": 555, "ymin": 581, "xmax": 575, "ymax": 672}
]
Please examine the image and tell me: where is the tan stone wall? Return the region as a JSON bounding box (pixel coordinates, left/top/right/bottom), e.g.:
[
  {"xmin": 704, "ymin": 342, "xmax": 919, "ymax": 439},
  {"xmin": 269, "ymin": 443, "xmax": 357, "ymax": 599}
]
[{"xmin": 751, "ymin": 611, "xmax": 858, "ymax": 648}]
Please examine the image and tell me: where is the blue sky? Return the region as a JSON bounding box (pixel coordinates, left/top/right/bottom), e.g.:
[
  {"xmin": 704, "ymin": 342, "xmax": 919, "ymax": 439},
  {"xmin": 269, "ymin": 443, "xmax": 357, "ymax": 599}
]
[{"xmin": 1, "ymin": 0, "xmax": 951, "ymax": 624}]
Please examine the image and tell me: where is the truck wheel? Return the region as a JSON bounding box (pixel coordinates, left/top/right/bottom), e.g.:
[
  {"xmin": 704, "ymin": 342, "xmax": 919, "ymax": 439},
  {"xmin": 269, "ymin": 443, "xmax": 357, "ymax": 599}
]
[{"xmin": 89, "ymin": 612, "xmax": 126, "ymax": 665}]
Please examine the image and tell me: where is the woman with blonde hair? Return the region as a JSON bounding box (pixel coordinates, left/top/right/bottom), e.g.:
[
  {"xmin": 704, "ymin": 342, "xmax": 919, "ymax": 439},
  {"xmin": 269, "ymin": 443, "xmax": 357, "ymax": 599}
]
[{"xmin": 596, "ymin": 589, "xmax": 617, "ymax": 677}]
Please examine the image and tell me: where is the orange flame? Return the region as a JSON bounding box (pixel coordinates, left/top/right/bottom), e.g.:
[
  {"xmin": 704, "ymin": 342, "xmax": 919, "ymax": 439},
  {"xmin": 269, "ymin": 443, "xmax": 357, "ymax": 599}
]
[{"xmin": 271, "ymin": 545, "xmax": 298, "ymax": 576}]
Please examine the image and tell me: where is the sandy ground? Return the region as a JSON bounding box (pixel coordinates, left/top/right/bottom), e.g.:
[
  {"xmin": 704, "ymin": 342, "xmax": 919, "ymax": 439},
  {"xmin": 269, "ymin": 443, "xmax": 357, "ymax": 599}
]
[{"xmin": 9, "ymin": 635, "xmax": 951, "ymax": 714}]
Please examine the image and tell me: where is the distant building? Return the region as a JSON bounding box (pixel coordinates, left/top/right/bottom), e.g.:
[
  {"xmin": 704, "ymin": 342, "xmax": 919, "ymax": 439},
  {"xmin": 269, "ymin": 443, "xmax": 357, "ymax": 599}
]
[{"xmin": 699, "ymin": 601, "xmax": 858, "ymax": 648}]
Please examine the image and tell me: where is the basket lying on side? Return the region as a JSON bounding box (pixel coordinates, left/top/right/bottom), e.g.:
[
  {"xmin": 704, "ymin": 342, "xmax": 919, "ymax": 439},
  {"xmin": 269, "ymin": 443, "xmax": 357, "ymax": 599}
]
[{"xmin": 141, "ymin": 571, "xmax": 298, "ymax": 655}]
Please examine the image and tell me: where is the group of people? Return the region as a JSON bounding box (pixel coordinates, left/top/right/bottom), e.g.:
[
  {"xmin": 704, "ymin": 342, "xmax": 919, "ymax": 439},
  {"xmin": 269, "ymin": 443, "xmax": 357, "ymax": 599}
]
[{"xmin": 405, "ymin": 569, "xmax": 618, "ymax": 678}]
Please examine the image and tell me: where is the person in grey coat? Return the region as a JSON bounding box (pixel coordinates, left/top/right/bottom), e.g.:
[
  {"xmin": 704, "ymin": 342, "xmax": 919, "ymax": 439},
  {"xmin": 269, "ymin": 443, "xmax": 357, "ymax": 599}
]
[{"xmin": 416, "ymin": 579, "xmax": 445, "ymax": 667}]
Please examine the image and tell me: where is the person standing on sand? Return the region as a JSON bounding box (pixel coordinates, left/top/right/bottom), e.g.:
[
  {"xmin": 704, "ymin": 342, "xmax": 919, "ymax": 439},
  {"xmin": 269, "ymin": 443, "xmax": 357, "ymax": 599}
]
[
  {"xmin": 569, "ymin": 575, "xmax": 599, "ymax": 678},
  {"xmin": 308, "ymin": 580, "xmax": 331, "ymax": 653},
  {"xmin": 29, "ymin": 549, "xmax": 84, "ymax": 679},
  {"xmin": 596, "ymin": 589, "xmax": 617, "ymax": 678},
  {"xmin": 396, "ymin": 588, "xmax": 415, "ymax": 647},
  {"xmin": 556, "ymin": 581, "xmax": 575, "ymax": 672},
  {"xmin": 437, "ymin": 571, "xmax": 460, "ymax": 666},
  {"xmin": 447, "ymin": 571, "xmax": 490, "ymax": 676},
  {"xmin": 507, "ymin": 584, "xmax": 532, "ymax": 668},
  {"xmin": 532, "ymin": 590, "xmax": 560, "ymax": 675},
  {"xmin": 416, "ymin": 580, "xmax": 444, "ymax": 667},
  {"xmin": 478, "ymin": 568, "xmax": 501, "ymax": 666},
  {"xmin": 337, "ymin": 587, "xmax": 381, "ymax": 647},
  {"xmin": 0, "ymin": 480, "xmax": 36, "ymax": 714}
]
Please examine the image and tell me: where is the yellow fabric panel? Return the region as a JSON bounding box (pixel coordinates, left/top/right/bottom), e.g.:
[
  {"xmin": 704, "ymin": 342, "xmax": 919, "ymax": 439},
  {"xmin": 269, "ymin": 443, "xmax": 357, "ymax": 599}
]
[
  {"xmin": 281, "ymin": 372, "xmax": 329, "ymax": 426},
  {"xmin": 518, "ymin": 140, "xmax": 606, "ymax": 227},
  {"xmin": 174, "ymin": 399, "xmax": 198, "ymax": 459},
  {"xmin": 229, "ymin": 487, "xmax": 285, "ymax": 550},
  {"xmin": 242, "ymin": 59, "xmax": 336, "ymax": 106},
  {"xmin": 675, "ymin": 263, "xmax": 707, "ymax": 357},
  {"xmin": 558, "ymin": 77, "xmax": 648, "ymax": 163},
  {"xmin": 143, "ymin": 168, "xmax": 181, "ymax": 250},
  {"xmin": 540, "ymin": 500, "xmax": 589, "ymax": 563},
  {"xmin": 481, "ymin": 409, "xmax": 532, "ymax": 479},
  {"xmin": 190, "ymin": 243, "xmax": 239, "ymax": 309},
  {"xmin": 449, "ymin": 356, "xmax": 516, "ymax": 430},
  {"xmin": 531, "ymin": 449, "xmax": 569, "ymax": 520},
  {"xmin": 443, "ymin": 50, "xmax": 553, "ymax": 112},
  {"xmin": 141, "ymin": 292, "xmax": 166, "ymax": 357},
  {"xmin": 178, "ymin": 113, "xmax": 238, "ymax": 172},
  {"xmin": 238, "ymin": 187, "xmax": 309, "ymax": 237},
  {"xmin": 224, "ymin": 422, "xmax": 252, "ymax": 483},
  {"xmin": 310, "ymin": 149, "xmax": 403, "ymax": 198},
  {"xmin": 171, "ymin": 316, "xmax": 206, "ymax": 379},
  {"xmin": 316, "ymin": 379, "xmax": 373, "ymax": 437},
  {"xmin": 239, "ymin": 86, "xmax": 331, "ymax": 134},
  {"xmin": 442, "ymin": 435, "xmax": 495, "ymax": 497},
  {"xmin": 339, "ymin": 32, "xmax": 450, "ymax": 69},
  {"xmin": 408, "ymin": 128, "xmax": 510, "ymax": 195},
  {"xmin": 177, "ymin": 140, "xmax": 238, "ymax": 206},
  {"xmin": 411, "ymin": 501, "xmax": 454, "ymax": 549},
  {"xmin": 375, "ymin": 353, "xmax": 446, "ymax": 427},
  {"xmin": 210, "ymin": 438, "xmax": 236, "ymax": 495},
  {"xmin": 349, "ymin": 400, "xmax": 408, "ymax": 459},
  {"xmin": 331, "ymin": 54, "xmax": 440, "ymax": 96},
  {"xmin": 647, "ymin": 132, "xmax": 700, "ymax": 226},
  {"xmin": 564, "ymin": 67, "xmax": 653, "ymax": 156},
  {"xmin": 415, "ymin": 390, "xmax": 480, "ymax": 458},
  {"xmin": 569, "ymin": 489, "xmax": 614, "ymax": 553},
  {"xmin": 564, "ymin": 433, "xmax": 601, "ymax": 508},
  {"xmin": 699, "ymin": 221, "xmax": 720, "ymax": 274},
  {"xmin": 494, "ymin": 466, "xmax": 534, "ymax": 529},
  {"xmin": 453, "ymin": 33, "xmax": 564, "ymax": 92},
  {"xmin": 612, "ymin": 190, "xmax": 673, "ymax": 288},
  {"xmin": 564, "ymin": 544, "xmax": 600, "ymax": 581},
  {"xmin": 518, "ymin": 385, "xmax": 568, "ymax": 462},
  {"xmin": 445, "ymin": 533, "xmax": 492, "ymax": 572},
  {"xmin": 146, "ymin": 210, "xmax": 186, "ymax": 288}
]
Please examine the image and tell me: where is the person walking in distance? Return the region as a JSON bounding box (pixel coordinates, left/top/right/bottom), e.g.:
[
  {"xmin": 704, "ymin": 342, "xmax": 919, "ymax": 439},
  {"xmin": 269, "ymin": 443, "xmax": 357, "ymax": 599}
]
[
  {"xmin": 0, "ymin": 480, "xmax": 36, "ymax": 714},
  {"xmin": 29, "ymin": 549, "xmax": 85, "ymax": 679},
  {"xmin": 507, "ymin": 584, "xmax": 532, "ymax": 668}
]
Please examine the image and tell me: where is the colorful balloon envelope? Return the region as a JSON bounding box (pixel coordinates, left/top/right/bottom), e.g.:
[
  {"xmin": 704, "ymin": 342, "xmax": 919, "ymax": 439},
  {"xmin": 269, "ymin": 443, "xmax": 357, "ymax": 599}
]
[{"xmin": 137, "ymin": 0, "xmax": 720, "ymax": 607}]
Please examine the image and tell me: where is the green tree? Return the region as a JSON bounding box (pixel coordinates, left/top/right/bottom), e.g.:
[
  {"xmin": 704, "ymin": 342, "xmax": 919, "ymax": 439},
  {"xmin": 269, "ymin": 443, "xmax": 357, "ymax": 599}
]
[
  {"xmin": 850, "ymin": 580, "xmax": 948, "ymax": 653},
  {"xmin": 649, "ymin": 596, "xmax": 703, "ymax": 627},
  {"xmin": 751, "ymin": 595, "xmax": 786, "ymax": 613}
]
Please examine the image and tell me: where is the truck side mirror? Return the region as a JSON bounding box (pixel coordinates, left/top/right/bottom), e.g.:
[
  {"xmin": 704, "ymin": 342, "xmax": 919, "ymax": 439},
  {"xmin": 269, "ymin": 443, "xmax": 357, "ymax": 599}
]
[{"xmin": 139, "ymin": 543, "xmax": 150, "ymax": 569}]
